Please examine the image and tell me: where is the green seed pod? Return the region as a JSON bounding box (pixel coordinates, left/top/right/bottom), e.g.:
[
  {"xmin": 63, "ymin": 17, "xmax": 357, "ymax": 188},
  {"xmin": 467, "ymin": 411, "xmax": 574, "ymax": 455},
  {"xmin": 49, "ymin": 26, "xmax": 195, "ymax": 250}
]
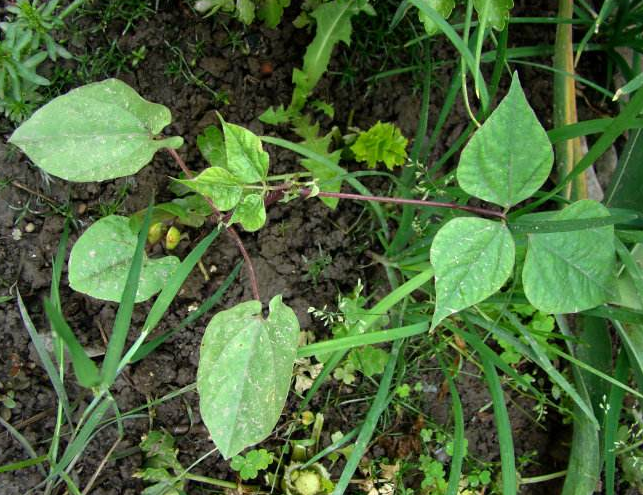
[
  {"xmin": 147, "ymin": 222, "xmax": 164, "ymax": 245},
  {"xmin": 165, "ymin": 226, "xmax": 181, "ymax": 250}
]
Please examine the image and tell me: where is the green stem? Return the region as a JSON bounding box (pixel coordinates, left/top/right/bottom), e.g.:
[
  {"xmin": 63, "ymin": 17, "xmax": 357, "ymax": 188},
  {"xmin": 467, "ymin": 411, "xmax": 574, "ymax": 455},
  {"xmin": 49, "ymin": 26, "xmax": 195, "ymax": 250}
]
[
  {"xmin": 520, "ymin": 470, "xmax": 567, "ymax": 484},
  {"xmin": 184, "ymin": 473, "xmax": 251, "ymax": 490}
]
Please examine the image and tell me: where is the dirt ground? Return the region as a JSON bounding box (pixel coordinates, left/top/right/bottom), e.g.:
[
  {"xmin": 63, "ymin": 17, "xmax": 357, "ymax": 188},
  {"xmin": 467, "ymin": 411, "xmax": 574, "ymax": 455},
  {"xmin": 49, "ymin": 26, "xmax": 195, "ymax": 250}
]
[{"xmin": 0, "ymin": 1, "xmax": 611, "ymax": 493}]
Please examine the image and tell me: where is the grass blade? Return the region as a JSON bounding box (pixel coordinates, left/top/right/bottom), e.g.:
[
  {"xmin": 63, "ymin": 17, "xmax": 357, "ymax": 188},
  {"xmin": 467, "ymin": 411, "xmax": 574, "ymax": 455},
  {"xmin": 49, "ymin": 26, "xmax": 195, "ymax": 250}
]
[
  {"xmin": 479, "ymin": 353, "xmax": 516, "ymax": 495},
  {"xmin": 16, "ymin": 291, "xmax": 72, "ymax": 423},
  {"xmin": 605, "ymin": 128, "xmax": 643, "ymax": 212},
  {"xmin": 43, "ymin": 298, "xmax": 100, "ymax": 388},
  {"xmin": 331, "ymin": 339, "xmax": 403, "ymax": 495},
  {"xmin": 604, "ymin": 350, "xmax": 629, "ymax": 495},
  {"xmin": 0, "ymin": 416, "xmax": 47, "ymax": 477},
  {"xmin": 0, "ymin": 455, "xmax": 48, "ymax": 474},
  {"xmin": 100, "ymin": 202, "xmax": 154, "ymax": 387},
  {"xmin": 547, "ymin": 117, "xmax": 643, "ymax": 144}
]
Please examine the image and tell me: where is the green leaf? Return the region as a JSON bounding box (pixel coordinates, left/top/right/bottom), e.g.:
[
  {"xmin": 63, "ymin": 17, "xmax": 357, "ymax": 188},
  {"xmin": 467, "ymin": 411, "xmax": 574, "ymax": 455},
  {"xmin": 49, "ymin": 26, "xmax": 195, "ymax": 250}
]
[
  {"xmin": 258, "ymin": 104, "xmax": 292, "ymax": 125},
  {"xmin": 197, "ymin": 125, "xmax": 227, "ymax": 168},
  {"xmin": 522, "ymin": 200, "xmax": 616, "ymax": 314},
  {"xmin": 9, "ymin": 79, "xmax": 183, "ymax": 182},
  {"xmin": 230, "ymin": 194, "xmax": 266, "ymax": 232},
  {"xmin": 350, "ymin": 121, "xmax": 408, "ymax": 170},
  {"xmin": 291, "ymin": 0, "xmax": 374, "ymax": 112},
  {"xmin": 457, "ymin": 73, "xmax": 553, "ymax": 208},
  {"xmin": 221, "ymin": 118, "xmax": 269, "ymax": 183},
  {"xmin": 236, "ymin": 0, "xmax": 255, "ymax": 24},
  {"xmin": 230, "ymin": 449, "xmax": 274, "ymax": 480},
  {"xmin": 257, "ymin": 0, "xmax": 290, "ymax": 28},
  {"xmin": 174, "ymin": 167, "xmax": 243, "ymax": 211},
  {"xmin": 348, "ymin": 346, "xmax": 389, "ymax": 377},
  {"xmin": 430, "ymin": 217, "xmax": 515, "ymax": 329},
  {"xmin": 197, "ymin": 296, "xmax": 300, "ymax": 459},
  {"xmin": 68, "ymin": 216, "xmax": 180, "ymax": 303},
  {"xmin": 417, "ymin": 0, "xmax": 455, "ymax": 36},
  {"xmin": 473, "ymin": 0, "xmax": 513, "ymax": 30}
]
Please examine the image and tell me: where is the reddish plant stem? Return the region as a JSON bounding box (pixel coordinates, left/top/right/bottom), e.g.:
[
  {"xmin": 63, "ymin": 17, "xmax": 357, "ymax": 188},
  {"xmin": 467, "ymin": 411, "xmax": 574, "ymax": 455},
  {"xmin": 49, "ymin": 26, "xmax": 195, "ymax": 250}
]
[
  {"xmin": 166, "ymin": 148, "xmax": 261, "ymax": 301},
  {"xmin": 299, "ymin": 188, "xmax": 506, "ymax": 220}
]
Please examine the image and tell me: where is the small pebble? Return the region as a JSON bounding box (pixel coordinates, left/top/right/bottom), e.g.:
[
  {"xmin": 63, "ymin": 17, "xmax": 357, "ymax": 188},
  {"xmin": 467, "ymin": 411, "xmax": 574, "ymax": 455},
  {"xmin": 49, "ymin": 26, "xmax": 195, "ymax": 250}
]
[
  {"xmin": 24, "ymin": 222, "xmax": 35, "ymax": 233},
  {"xmin": 77, "ymin": 203, "xmax": 87, "ymax": 214},
  {"xmin": 260, "ymin": 61, "xmax": 273, "ymax": 77},
  {"xmin": 11, "ymin": 228, "xmax": 22, "ymax": 241}
]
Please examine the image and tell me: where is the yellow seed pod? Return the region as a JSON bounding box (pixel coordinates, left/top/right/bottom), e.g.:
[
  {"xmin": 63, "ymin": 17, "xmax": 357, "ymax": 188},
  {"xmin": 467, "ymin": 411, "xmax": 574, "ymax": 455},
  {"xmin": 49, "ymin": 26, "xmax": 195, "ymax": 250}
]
[
  {"xmin": 147, "ymin": 222, "xmax": 164, "ymax": 244},
  {"xmin": 165, "ymin": 226, "xmax": 181, "ymax": 250}
]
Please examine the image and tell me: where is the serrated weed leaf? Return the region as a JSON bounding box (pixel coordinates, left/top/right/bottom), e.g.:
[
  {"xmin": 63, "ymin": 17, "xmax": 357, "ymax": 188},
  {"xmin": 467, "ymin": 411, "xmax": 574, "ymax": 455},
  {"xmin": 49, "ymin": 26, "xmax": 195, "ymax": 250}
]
[
  {"xmin": 430, "ymin": 217, "xmax": 515, "ymax": 329},
  {"xmin": 522, "ymin": 200, "xmax": 616, "ymax": 313},
  {"xmin": 197, "ymin": 295, "xmax": 299, "ymax": 459},
  {"xmin": 220, "ymin": 118, "xmax": 269, "ymax": 183},
  {"xmin": 174, "ymin": 167, "xmax": 243, "ymax": 212},
  {"xmin": 457, "ymin": 73, "xmax": 553, "ymax": 208},
  {"xmin": 9, "ymin": 79, "xmax": 183, "ymax": 182},
  {"xmin": 68, "ymin": 216, "xmax": 179, "ymax": 302}
]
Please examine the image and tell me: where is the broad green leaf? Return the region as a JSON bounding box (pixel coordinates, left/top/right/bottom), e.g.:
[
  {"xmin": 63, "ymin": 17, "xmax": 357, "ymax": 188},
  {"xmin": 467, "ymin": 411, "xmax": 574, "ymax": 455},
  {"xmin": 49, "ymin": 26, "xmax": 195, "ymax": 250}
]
[
  {"xmin": 174, "ymin": 167, "xmax": 243, "ymax": 212},
  {"xmin": 220, "ymin": 119, "xmax": 269, "ymax": 183},
  {"xmin": 522, "ymin": 200, "xmax": 616, "ymax": 314},
  {"xmin": 473, "ymin": 0, "xmax": 513, "ymax": 31},
  {"xmin": 417, "ymin": 0, "xmax": 455, "ymax": 36},
  {"xmin": 257, "ymin": 0, "xmax": 290, "ymax": 28},
  {"xmin": 68, "ymin": 216, "xmax": 180, "ymax": 302},
  {"xmin": 197, "ymin": 296, "xmax": 299, "ymax": 459},
  {"xmin": 9, "ymin": 79, "xmax": 183, "ymax": 182},
  {"xmin": 197, "ymin": 125, "xmax": 227, "ymax": 168},
  {"xmin": 230, "ymin": 194, "xmax": 266, "ymax": 232},
  {"xmin": 457, "ymin": 73, "xmax": 553, "ymax": 208},
  {"xmin": 430, "ymin": 217, "xmax": 515, "ymax": 329}
]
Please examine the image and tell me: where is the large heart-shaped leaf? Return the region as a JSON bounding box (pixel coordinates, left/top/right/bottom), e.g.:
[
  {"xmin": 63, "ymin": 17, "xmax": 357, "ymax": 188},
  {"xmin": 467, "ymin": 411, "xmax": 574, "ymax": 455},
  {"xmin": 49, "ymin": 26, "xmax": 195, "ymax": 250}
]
[
  {"xmin": 522, "ymin": 200, "xmax": 616, "ymax": 313},
  {"xmin": 457, "ymin": 73, "xmax": 553, "ymax": 208},
  {"xmin": 68, "ymin": 215, "xmax": 179, "ymax": 302},
  {"xmin": 417, "ymin": 0, "xmax": 455, "ymax": 36},
  {"xmin": 197, "ymin": 125, "xmax": 227, "ymax": 168},
  {"xmin": 9, "ymin": 79, "xmax": 183, "ymax": 182},
  {"xmin": 430, "ymin": 217, "xmax": 515, "ymax": 329},
  {"xmin": 197, "ymin": 296, "xmax": 299, "ymax": 459}
]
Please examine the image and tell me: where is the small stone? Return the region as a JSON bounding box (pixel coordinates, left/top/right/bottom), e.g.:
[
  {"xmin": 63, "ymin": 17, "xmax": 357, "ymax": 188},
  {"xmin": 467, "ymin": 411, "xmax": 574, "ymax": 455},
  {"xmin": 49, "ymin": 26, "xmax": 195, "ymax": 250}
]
[
  {"xmin": 77, "ymin": 203, "xmax": 87, "ymax": 214},
  {"xmin": 11, "ymin": 228, "xmax": 22, "ymax": 241},
  {"xmin": 24, "ymin": 222, "xmax": 35, "ymax": 233}
]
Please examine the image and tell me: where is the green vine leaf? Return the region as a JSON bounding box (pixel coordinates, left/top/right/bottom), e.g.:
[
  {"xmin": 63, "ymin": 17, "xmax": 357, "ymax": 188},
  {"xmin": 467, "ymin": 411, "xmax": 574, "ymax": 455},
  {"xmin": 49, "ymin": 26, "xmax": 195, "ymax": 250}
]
[
  {"xmin": 430, "ymin": 217, "xmax": 515, "ymax": 329},
  {"xmin": 230, "ymin": 193, "xmax": 267, "ymax": 232},
  {"xmin": 417, "ymin": 0, "xmax": 455, "ymax": 36},
  {"xmin": 522, "ymin": 200, "xmax": 616, "ymax": 314},
  {"xmin": 473, "ymin": 0, "xmax": 513, "ymax": 31},
  {"xmin": 174, "ymin": 167, "xmax": 243, "ymax": 212},
  {"xmin": 457, "ymin": 73, "xmax": 553, "ymax": 208},
  {"xmin": 197, "ymin": 296, "xmax": 300, "ymax": 459},
  {"xmin": 9, "ymin": 79, "xmax": 183, "ymax": 182},
  {"xmin": 220, "ymin": 117, "xmax": 269, "ymax": 183},
  {"xmin": 351, "ymin": 121, "xmax": 408, "ymax": 170},
  {"xmin": 68, "ymin": 216, "xmax": 179, "ymax": 302}
]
